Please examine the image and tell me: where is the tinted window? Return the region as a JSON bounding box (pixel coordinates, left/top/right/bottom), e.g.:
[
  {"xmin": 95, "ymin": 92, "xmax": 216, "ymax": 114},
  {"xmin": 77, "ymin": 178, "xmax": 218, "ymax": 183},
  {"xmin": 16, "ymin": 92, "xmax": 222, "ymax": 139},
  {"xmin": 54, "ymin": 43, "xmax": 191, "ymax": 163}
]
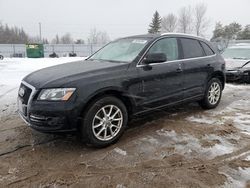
[
  {"xmin": 181, "ymin": 38, "xmax": 204, "ymax": 59},
  {"xmin": 201, "ymin": 41, "xmax": 214, "ymax": 56},
  {"xmin": 148, "ymin": 38, "xmax": 179, "ymax": 61}
]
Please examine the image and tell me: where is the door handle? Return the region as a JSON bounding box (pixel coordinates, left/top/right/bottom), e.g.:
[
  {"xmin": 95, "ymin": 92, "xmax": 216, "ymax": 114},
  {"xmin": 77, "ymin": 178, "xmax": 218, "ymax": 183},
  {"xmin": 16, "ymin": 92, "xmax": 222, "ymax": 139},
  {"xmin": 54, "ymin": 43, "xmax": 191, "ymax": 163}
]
[{"xmin": 176, "ymin": 64, "xmax": 183, "ymax": 73}]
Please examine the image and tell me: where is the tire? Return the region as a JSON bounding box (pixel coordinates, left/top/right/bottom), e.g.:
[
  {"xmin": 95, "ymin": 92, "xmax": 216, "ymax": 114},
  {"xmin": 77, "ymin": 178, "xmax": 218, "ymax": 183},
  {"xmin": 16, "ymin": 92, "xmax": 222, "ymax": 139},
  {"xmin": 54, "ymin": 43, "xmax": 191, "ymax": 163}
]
[
  {"xmin": 199, "ymin": 78, "xmax": 222, "ymax": 109},
  {"xmin": 0, "ymin": 55, "xmax": 3, "ymax": 60},
  {"xmin": 81, "ymin": 96, "xmax": 128, "ymax": 147}
]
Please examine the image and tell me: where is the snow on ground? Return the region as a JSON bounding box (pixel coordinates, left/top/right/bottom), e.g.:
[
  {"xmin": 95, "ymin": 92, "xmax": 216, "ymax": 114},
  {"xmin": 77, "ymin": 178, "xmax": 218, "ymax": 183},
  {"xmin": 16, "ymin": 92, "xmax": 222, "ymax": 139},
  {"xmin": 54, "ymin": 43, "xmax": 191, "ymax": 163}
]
[
  {"xmin": 0, "ymin": 58, "xmax": 250, "ymax": 187},
  {"xmin": 154, "ymin": 129, "xmax": 236, "ymax": 160},
  {"xmin": 185, "ymin": 115, "xmax": 224, "ymax": 125},
  {"xmin": 0, "ymin": 57, "xmax": 85, "ymax": 119},
  {"xmin": 0, "ymin": 57, "xmax": 85, "ymax": 86},
  {"xmin": 219, "ymin": 166, "xmax": 250, "ymax": 188}
]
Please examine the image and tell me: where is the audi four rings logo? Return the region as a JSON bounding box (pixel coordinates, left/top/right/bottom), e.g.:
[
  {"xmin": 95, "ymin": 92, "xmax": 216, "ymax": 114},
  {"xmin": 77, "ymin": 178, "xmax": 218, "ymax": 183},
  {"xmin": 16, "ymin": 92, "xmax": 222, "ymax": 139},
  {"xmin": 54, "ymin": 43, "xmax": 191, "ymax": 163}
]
[{"xmin": 19, "ymin": 87, "xmax": 25, "ymax": 97}]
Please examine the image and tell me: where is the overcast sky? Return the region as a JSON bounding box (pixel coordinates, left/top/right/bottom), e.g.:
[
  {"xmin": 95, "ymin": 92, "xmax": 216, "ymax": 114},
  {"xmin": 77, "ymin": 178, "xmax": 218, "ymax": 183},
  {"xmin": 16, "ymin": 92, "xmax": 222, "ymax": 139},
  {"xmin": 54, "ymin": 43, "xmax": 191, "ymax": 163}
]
[{"xmin": 0, "ymin": 0, "xmax": 249, "ymax": 41}]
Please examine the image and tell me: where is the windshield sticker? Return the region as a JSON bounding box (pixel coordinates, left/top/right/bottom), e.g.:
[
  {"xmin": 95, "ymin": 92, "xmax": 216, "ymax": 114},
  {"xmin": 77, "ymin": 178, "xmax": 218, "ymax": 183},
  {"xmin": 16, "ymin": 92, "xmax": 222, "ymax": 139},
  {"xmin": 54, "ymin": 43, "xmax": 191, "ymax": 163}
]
[{"xmin": 132, "ymin": 39, "xmax": 147, "ymax": 44}]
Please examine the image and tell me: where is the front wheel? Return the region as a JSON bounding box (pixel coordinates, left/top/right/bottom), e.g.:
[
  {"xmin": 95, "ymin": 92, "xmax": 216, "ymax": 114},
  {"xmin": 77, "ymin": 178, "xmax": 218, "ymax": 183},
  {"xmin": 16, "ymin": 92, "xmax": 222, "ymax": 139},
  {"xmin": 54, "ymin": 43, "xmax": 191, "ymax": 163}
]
[
  {"xmin": 0, "ymin": 55, "xmax": 3, "ymax": 60},
  {"xmin": 199, "ymin": 78, "xmax": 222, "ymax": 109},
  {"xmin": 81, "ymin": 96, "xmax": 128, "ymax": 147}
]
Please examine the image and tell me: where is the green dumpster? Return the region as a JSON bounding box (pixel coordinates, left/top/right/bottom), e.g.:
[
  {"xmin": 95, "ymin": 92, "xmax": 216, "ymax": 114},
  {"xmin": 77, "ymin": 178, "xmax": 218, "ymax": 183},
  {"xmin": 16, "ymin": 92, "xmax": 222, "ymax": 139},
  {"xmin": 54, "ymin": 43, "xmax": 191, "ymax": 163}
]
[{"xmin": 26, "ymin": 44, "xmax": 44, "ymax": 58}]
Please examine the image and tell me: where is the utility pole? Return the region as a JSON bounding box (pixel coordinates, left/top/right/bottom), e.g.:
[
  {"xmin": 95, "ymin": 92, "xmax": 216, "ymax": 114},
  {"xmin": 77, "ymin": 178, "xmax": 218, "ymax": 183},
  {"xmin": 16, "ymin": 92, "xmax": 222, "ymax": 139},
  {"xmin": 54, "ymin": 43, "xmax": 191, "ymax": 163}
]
[{"xmin": 39, "ymin": 22, "xmax": 42, "ymax": 43}]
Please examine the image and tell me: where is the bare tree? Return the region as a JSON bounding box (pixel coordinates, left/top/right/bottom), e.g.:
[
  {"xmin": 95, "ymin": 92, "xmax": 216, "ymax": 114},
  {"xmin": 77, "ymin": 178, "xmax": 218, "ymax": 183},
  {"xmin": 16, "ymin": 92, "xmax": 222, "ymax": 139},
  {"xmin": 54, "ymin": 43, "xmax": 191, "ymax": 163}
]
[
  {"xmin": 161, "ymin": 13, "xmax": 177, "ymax": 33},
  {"xmin": 51, "ymin": 34, "xmax": 60, "ymax": 44},
  {"xmin": 178, "ymin": 6, "xmax": 193, "ymax": 34},
  {"xmin": 88, "ymin": 28, "xmax": 110, "ymax": 44},
  {"xmin": 60, "ymin": 33, "xmax": 73, "ymax": 44},
  {"xmin": 194, "ymin": 3, "xmax": 209, "ymax": 36},
  {"xmin": 98, "ymin": 31, "xmax": 110, "ymax": 44}
]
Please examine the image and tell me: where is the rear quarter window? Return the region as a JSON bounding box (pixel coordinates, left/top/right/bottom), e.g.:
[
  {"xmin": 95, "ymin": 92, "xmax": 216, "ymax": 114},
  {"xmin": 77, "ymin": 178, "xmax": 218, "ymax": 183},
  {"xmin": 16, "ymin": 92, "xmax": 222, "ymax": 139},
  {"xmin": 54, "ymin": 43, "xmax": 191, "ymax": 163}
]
[
  {"xmin": 200, "ymin": 41, "xmax": 215, "ymax": 56},
  {"xmin": 181, "ymin": 38, "xmax": 204, "ymax": 59}
]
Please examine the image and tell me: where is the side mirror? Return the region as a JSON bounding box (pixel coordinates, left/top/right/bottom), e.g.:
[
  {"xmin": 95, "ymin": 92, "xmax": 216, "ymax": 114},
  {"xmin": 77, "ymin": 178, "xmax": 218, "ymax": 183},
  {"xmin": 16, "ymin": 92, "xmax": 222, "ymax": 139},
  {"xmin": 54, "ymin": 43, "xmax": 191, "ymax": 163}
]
[{"xmin": 144, "ymin": 53, "xmax": 167, "ymax": 64}]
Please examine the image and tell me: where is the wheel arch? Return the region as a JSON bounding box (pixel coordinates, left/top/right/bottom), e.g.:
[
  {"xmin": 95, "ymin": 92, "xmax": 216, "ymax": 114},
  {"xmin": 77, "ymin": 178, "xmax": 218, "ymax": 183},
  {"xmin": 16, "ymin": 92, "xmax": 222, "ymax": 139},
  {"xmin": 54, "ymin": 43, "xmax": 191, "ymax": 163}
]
[
  {"xmin": 79, "ymin": 87, "xmax": 136, "ymax": 121},
  {"xmin": 209, "ymin": 71, "xmax": 225, "ymax": 89}
]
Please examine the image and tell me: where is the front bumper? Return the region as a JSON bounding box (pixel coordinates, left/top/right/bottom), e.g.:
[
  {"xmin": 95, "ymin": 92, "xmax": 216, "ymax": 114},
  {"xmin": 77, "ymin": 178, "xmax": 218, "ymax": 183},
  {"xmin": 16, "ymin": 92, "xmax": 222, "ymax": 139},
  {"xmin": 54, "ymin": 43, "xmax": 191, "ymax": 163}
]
[
  {"xmin": 18, "ymin": 109, "xmax": 78, "ymax": 132},
  {"xmin": 17, "ymin": 81, "xmax": 80, "ymax": 133},
  {"xmin": 226, "ymin": 70, "xmax": 250, "ymax": 83}
]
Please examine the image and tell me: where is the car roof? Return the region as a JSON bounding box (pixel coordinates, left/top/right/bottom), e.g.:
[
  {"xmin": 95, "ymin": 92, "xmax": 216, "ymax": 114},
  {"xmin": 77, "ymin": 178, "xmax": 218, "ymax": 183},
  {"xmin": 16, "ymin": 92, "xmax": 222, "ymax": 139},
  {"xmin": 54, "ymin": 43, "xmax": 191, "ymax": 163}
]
[{"xmin": 122, "ymin": 33, "xmax": 207, "ymax": 41}]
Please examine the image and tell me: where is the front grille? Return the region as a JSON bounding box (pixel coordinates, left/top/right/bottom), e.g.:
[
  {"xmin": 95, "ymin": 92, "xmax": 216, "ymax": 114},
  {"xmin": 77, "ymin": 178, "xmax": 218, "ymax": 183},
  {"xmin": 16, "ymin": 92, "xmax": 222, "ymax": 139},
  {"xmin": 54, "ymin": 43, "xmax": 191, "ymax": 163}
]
[
  {"xmin": 19, "ymin": 83, "xmax": 32, "ymax": 105},
  {"xmin": 18, "ymin": 82, "xmax": 35, "ymax": 119}
]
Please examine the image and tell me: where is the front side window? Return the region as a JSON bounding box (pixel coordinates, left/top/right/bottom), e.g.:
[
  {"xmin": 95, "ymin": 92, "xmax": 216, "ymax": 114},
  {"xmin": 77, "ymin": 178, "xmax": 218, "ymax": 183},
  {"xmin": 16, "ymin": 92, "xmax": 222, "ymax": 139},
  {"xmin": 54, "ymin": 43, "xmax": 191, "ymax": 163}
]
[
  {"xmin": 89, "ymin": 38, "xmax": 149, "ymax": 63},
  {"xmin": 148, "ymin": 38, "xmax": 179, "ymax": 61},
  {"xmin": 181, "ymin": 38, "xmax": 204, "ymax": 59}
]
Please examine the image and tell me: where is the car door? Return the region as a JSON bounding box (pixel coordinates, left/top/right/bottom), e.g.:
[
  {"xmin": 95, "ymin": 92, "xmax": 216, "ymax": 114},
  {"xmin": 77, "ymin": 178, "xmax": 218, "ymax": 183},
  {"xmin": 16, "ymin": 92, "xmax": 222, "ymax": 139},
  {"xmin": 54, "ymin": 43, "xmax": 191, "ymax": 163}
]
[
  {"xmin": 136, "ymin": 37, "xmax": 184, "ymax": 110},
  {"xmin": 180, "ymin": 38, "xmax": 214, "ymax": 99}
]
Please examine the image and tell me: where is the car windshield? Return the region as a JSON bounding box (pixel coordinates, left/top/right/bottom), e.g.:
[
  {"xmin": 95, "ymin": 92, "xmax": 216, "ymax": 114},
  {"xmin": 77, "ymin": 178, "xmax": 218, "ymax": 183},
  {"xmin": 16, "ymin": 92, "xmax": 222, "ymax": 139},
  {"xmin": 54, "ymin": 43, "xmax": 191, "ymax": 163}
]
[
  {"xmin": 88, "ymin": 38, "xmax": 149, "ymax": 63},
  {"xmin": 222, "ymin": 47, "xmax": 250, "ymax": 60}
]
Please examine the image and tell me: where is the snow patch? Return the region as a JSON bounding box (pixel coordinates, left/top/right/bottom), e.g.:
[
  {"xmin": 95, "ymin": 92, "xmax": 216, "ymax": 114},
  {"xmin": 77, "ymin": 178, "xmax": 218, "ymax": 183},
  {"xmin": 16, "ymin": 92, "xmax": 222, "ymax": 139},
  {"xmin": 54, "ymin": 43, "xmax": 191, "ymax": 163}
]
[
  {"xmin": 223, "ymin": 112, "xmax": 250, "ymax": 135},
  {"xmin": 116, "ymin": 184, "xmax": 126, "ymax": 188},
  {"xmin": 186, "ymin": 115, "xmax": 224, "ymax": 125},
  {"xmin": 245, "ymin": 155, "xmax": 250, "ymax": 161},
  {"xmin": 155, "ymin": 129, "xmax": 236, "ymax": 159},
  {"xmin": 114, "ymin": 147, "xmax": 127, "ymax": 156},
  {"xmin": 219, "ymin": 166, "xmax": 250, "ymax": 188}
]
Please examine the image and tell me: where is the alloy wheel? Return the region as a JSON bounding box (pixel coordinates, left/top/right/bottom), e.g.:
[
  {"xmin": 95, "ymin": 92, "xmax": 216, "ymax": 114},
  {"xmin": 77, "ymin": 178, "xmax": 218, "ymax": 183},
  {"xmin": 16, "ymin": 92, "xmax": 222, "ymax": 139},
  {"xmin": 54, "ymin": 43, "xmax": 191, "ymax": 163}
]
[
  {"xmin": 92, "ymin": 105, "xmax": 123, "ymax": 141},
  {"xmin": 208, "ymin": 82, "xmax": 221, "ymax": 105}
]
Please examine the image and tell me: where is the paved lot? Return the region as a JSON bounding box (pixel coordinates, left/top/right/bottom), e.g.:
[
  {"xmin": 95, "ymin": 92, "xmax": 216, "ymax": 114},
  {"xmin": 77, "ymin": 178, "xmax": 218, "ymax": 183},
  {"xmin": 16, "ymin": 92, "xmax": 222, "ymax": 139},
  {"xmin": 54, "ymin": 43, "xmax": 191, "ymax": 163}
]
[{"xmin": 0, "ymin": 84, "xmax": 250, "ymax": 187}]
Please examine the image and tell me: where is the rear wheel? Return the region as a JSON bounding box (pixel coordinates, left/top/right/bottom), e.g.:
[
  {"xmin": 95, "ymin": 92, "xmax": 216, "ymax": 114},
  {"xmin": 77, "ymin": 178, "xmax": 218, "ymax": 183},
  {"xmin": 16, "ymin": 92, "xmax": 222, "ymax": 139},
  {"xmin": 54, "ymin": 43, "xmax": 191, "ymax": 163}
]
[
  {"xmin": 199, "ymin": 78, "xmax": 222, "ymax": 109},
  {"xmin": 81, "ymin": 96, "xmax": 128, "ymax": 147},
  {"xmin": 0, "ymin": 55, "xmax": 3, "ymax": 60}
]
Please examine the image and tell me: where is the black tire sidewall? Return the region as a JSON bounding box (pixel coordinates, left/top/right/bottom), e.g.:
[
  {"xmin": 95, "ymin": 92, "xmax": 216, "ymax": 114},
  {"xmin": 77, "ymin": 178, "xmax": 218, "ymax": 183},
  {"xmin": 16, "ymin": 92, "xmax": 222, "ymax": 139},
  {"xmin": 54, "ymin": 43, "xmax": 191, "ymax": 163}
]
[
  {"xmin": 202, "ymin": 78, "xmax": 222, "ymax": 109},
  {"xmin": 81, "ymin": 96, "xmax": 128, "ymax": 147}
]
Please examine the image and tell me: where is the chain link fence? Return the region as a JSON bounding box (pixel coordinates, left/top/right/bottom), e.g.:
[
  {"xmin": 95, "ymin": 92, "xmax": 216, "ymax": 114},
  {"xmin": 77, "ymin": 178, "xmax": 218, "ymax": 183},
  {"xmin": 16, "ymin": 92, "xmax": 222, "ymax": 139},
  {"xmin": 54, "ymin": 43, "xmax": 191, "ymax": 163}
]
[{"xmin": 0, "ymin": 44, "xmax": 104, "ymax": 58}]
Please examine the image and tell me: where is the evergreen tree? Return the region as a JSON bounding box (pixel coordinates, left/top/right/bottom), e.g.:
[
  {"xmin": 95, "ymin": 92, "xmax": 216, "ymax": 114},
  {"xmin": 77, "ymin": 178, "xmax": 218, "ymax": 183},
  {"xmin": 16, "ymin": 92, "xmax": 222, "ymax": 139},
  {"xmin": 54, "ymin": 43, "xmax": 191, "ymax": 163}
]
[
  {"xmin": 211, "ymin": 22, "xmax": 225, "ymax": 40},
  {"xmin": 211, "ymin": 22, "xmax": 242, "ymax": 40},
  {"xmin": 148, "ymin": 11, "xmax": 161, "ymax": 34},
  {"xmin": 0, "ymin": 22, "xmax": 31, "ymax": 44},
  {"xmin": 224, "ymin": 22, "xmax": 242, "ymax": 40},
  {"xmin": 237, "ymin": 25, "xmax": 250, "ymax": 40}
]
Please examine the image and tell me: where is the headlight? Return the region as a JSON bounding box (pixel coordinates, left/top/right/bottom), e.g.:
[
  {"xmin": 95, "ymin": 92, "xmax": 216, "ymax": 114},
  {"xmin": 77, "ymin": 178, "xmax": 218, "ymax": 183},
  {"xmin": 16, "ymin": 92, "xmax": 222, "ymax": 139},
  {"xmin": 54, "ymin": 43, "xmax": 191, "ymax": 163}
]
[{"xmin": 38, "ymin": 88, "xmax": 76, "ymax": 101}]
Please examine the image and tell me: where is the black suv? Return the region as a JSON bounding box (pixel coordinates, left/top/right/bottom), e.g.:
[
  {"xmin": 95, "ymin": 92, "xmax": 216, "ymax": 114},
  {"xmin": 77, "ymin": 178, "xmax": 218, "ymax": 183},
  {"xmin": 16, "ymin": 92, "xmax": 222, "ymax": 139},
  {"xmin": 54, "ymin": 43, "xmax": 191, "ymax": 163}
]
[{"xmin": 18, "ymin": 33, "xmax": 225, "ymax": 147}]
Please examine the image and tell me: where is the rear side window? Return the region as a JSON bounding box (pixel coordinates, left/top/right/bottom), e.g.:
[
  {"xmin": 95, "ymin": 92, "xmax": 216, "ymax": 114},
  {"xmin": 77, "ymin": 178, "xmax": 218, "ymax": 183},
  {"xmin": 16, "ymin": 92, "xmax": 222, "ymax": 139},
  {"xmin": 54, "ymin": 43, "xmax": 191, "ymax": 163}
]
[
  {"xmin": 148, "ymin": 38, "xmax": 179, "ymax": 61},
  {"xmin": 181, "ymin": 38, "xmax": 204, "ymax": 59},
  {"xmin": 200, "ymin": 41, "xmax": 215, "ymax": 56}
]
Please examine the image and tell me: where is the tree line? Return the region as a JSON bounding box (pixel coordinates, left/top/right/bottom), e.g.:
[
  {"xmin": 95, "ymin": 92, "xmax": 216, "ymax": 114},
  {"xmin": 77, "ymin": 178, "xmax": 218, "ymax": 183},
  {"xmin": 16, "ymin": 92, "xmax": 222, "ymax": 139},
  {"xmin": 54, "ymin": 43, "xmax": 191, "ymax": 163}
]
[
  {"xmin": 0, "ymin": 23, "xmax": 29, "ymax": 44},
  {"xmin": 148, "ymin": 3, "xmax": 250, "ymax": 41},
  {"xmin": 148, "ymin": 3, "xmax": 209, "ymax": 37},
  {"xmin": 1, "ymin": 5, "xmax": 250, "ymax": 45},
  {"xmin": 0, "ymin": 22, "xmax": 110, "ymax": 44},
  {"xmin": 211, "ymin": 22, "xmax": 250, "ymax": 41}
]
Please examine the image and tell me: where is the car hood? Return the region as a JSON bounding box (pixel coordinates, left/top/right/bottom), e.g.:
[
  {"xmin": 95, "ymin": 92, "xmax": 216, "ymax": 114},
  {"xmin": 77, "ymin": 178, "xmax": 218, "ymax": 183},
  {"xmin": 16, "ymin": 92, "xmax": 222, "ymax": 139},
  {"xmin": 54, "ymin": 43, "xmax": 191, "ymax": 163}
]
[
  {"xmin": 23, "ymin": 60, "xmax": 129, "ymax": 88},
  {"xmin": 225, "ymin": 58, "xmax": 250, "ymax": 70}
]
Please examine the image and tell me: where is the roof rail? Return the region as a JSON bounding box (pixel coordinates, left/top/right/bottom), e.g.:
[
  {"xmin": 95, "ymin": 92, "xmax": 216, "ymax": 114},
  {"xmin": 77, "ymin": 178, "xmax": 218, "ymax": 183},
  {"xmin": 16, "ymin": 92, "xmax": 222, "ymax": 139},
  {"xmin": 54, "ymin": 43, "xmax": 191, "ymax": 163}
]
[{"xmin": 161, "ymin": 32, "xmax": 205, "ymax": 39}]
